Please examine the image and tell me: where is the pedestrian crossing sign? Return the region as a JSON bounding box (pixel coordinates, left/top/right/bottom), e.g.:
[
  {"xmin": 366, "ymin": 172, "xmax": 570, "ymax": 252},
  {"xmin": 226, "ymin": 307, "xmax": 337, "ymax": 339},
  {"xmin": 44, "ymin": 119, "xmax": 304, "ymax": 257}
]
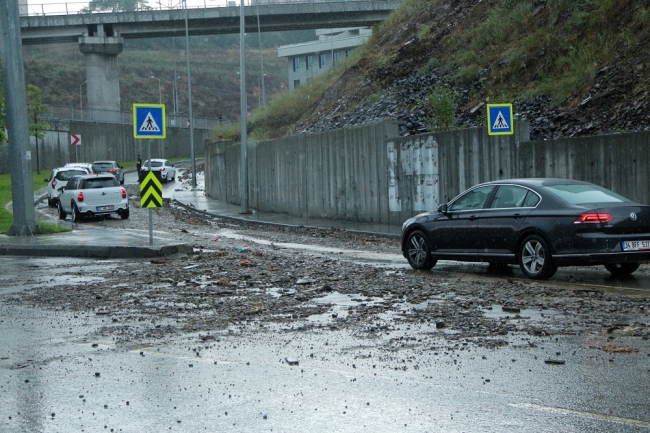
[
  {"xmin": 487, "ymin": 104, "xmax": 514, "ymax": 136},
  {"xmin": 133, "ymin": 104, "xmax": 166, "ymax": 139}
]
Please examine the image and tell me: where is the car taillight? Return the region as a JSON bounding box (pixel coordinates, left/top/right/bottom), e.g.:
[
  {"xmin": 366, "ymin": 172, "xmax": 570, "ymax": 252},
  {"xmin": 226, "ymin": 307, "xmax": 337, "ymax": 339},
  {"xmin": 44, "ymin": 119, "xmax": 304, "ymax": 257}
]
[
  {"xmin": 121, "ymin": 188, "xmax": 126, "ymax": 199},
  {"xmin": 160, "ymin": 167, "xmax": 165, "ymax": 172},
  {"xmin": 108, "ymin": 168, "xmax": 116, "ymax": 173},
  {"xmin": 77, "ymin": 191, "xmax": 84, "ymax": 202},
  {"xmin": 51, "ymin": 179, "xmax": 57, "ymax": 189},
  {"xmin": 574, "ymin": 213, "xmax": 613, "ymax": 224}
]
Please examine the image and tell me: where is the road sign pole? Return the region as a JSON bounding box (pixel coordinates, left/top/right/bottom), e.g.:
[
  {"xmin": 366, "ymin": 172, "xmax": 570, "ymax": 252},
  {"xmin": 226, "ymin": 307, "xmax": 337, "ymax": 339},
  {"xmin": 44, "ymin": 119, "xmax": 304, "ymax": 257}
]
[
  {"xmin": 133, "ymin": 103, "xmax": 165, "ymax": 246},
  {"xmin": 146, "ymin": 139, "xmax": 152, "ymax": 246}
]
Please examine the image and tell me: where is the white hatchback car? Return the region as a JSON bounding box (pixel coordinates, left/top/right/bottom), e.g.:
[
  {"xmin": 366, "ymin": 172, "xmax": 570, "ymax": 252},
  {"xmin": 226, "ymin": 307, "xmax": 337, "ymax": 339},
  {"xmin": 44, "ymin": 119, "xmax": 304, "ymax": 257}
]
[
  {"xmin": 141, "ymin": 159, "xmax": 176, "ymax": 183},
  {"xmin": 65, "ymin": 162, "xmax": 95, "ymax": 174},
  {"xmin": 57, "ymin": 174, "xmax": 129, "ymax": 221},
  {"xmin": 44, "ymin": 166, "xmax": 90, "ymax": 207}
]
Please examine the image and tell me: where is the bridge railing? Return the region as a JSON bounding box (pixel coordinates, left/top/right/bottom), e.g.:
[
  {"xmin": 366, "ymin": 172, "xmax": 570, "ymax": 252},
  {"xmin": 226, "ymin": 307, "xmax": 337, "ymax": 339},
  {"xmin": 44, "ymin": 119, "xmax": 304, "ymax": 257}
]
[
  {"xmin": 22, "ymin": 0, "xmax": 375, "ymax": 17},
  {"xmin": 42, "ymin": 105, "xmax": 229, "ymax": 130}
]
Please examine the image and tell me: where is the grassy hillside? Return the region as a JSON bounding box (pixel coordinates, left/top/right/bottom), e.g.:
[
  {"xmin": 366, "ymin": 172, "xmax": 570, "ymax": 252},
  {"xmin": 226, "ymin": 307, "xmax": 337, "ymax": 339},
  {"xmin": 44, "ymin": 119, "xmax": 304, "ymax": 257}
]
[
  {"xmin": 244, "ymin": 0, "xmax": 650, "ymax": 140},
  {"xmin": 21, "ymin": 35, "xmax": 292, "ymax": 121}
]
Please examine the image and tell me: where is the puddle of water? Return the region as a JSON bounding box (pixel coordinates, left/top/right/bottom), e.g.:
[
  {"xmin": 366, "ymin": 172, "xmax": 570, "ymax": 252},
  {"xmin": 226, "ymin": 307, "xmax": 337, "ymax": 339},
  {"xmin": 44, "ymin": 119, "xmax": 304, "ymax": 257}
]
[
  {"xmin": 482, "ymin": 304, "xmax": 561, "ymax": 321},
  {"xmin": 216, "ymin": 229, "xmax": 404, "ymax": 267},
  {"xmin": 266, "ymin": 287, "xmax": 296, "ymax": 298}
]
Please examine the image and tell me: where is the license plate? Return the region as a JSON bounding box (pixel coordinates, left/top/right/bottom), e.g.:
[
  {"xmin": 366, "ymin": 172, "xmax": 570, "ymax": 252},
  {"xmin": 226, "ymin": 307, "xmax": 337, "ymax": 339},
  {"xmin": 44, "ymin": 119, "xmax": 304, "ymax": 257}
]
[
  {"xmin": 97, "ymin": 205, "xmax": 114, "ymax": 211},
  {"xmin": 622, "ymin": 240, "xmax": 650, "ymax": 251}
]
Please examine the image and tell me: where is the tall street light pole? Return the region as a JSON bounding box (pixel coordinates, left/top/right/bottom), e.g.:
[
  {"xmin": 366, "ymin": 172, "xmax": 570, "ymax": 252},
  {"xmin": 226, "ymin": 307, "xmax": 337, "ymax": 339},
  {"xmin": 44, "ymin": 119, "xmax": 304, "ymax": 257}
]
[
  {"xmin": 79, "ymin": 80, "xmax": 87, "ymax": 109},
  {"xmin": 256, "ymin": 2, "xmax": 265, "ymax": 109},
  {"xmin": 150, "ymin": 76, "xmax": 162, "ymax": 104},
  {"xmin": 239, "ymin": 0, "xmax": 249, "ymax": 214},
  {"xmin": 1, "ymin": 0, "xmax": 37, "ymax": 235},
  {"xmin": 184, "ymin": 0, "xmax": 197, "ymax": 188}
]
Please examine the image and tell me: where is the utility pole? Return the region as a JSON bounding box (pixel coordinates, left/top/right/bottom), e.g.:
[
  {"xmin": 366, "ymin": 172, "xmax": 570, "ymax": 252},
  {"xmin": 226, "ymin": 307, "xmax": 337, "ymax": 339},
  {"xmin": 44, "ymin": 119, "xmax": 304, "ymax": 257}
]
[
  {"xmin": 240, "ymin": 0, "xmax": 249, "ymax": 214},
  {"xmin": 184, "ymin": 0, "xmax": 196, "ymax": 188},
  {"xmin": 0, "ymin": 0, "xmax": 38, "ymax": 235}
]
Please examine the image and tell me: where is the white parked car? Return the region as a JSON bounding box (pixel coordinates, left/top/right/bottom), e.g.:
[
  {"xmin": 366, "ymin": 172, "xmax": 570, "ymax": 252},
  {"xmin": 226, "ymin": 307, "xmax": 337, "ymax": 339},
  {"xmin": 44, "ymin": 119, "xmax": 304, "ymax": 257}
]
[
  {"xmin": 64, "ymin": 162, "xmax": 95, "ymax": 174},
  {"xmin": 141, "ymin": 159, "xmax": 176, "ymax": 183},
  {"xmin": 57, "ymin": 174, "xmax": 129, "ymax": 222},
  {"xmin": 44, "ymin": 166, "xmax": 90, "ymax": 207}
]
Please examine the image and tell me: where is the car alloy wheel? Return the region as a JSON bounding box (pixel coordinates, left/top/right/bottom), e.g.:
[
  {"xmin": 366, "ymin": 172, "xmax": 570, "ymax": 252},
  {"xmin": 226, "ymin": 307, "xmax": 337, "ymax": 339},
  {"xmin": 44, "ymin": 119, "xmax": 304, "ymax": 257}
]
[
  {"xmin": 405, "ymin": 230, "xmax": 437, "ymax": 270},
  {"xmin": 604, "ymin": 262, "xmax": 640, "ymax": 277},
  {"xmin": 58, "ymin": 201, "xmax": 66, "ymax": 220},
  {"xmin": 72, "ymin": 203, "xmax": 81, "ymax": 222},
  {"xmin": 519, "ymin": 235, "xmax": 557, "ymax": 280}
]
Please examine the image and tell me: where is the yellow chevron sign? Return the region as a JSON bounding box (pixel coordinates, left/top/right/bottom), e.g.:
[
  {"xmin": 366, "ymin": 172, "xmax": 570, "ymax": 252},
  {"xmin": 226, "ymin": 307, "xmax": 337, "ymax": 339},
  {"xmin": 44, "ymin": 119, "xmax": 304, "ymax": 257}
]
[{"xmin": 140, "ymin": 171, "xmax": 163, "ymax": 208}]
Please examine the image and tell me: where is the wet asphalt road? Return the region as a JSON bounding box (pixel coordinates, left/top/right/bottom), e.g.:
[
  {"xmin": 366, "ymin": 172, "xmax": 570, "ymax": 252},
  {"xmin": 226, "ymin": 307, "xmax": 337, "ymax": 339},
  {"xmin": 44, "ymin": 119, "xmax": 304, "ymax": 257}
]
[
  {"xmin": 1, "ymin": 256, "xmax": 650, "ymax": 433},
  {"xmin": 1, "ymin": 170, "xmax": 649, "ymax": 432}
]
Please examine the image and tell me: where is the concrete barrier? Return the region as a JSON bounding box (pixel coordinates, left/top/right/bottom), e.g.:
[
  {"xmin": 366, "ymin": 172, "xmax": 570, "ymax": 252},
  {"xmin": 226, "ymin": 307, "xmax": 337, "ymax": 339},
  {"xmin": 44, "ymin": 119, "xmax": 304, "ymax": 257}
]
[{"xmin": 205, "ymin": 121, "xmax": 650, "ymax": 225}]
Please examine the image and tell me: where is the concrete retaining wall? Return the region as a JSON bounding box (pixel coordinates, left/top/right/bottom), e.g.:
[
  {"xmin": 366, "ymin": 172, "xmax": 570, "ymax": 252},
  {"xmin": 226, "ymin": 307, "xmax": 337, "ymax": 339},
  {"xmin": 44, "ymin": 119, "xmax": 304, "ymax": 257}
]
[
  {"xmin": 205, "ymin": 122, "xmax": 650, "ymax": 226},
  {"xmin": 0, "ymin": 121, "xmax": 211, "ymax": 173}
]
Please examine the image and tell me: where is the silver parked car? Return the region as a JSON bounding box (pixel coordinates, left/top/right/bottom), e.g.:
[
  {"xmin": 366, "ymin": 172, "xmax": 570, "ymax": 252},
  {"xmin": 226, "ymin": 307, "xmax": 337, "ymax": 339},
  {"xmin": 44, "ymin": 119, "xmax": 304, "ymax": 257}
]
[
  {"xmin": 92, "ymin": 160, "xmax": 125, "ymax": 185},
  {"xmin": 57, "ymin": 174, "xmax": 129, "ymax": 222}
]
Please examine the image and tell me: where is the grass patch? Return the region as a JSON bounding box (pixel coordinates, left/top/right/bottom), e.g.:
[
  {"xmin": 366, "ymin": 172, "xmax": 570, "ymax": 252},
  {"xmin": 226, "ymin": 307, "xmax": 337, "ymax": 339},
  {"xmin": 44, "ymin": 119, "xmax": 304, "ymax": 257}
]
[
  {"xmin": 243, "ymin": 55, "xmax": 359, "ymax": 141},
  {"xmin": 0, "ymin": 172, "xmax": 72, "ymax": 234},
  {"xmin": 424, "ymin": 86, "xmax": 458, "ymax": 132}
]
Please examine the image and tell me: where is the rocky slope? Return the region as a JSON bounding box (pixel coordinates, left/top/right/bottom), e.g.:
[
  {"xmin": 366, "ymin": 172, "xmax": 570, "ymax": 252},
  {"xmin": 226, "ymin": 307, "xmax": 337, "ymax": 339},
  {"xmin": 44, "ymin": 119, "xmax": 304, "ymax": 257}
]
[{"xmin": 289, "ymin": 0, "xmax": 650, "ymax": 141}]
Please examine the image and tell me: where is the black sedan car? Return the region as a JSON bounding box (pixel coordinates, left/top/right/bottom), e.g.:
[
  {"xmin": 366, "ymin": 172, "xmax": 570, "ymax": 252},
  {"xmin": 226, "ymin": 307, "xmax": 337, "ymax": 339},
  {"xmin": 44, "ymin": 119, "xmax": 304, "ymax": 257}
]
[{"xmin": 401, "ymin": 178, "xmax": 650, "ymax": 280}]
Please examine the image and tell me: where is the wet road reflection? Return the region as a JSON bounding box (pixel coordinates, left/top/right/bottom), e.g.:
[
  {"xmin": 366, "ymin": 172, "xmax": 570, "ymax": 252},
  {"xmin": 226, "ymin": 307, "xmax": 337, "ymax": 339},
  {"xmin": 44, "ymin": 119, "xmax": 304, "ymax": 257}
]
[{"xmin": 1, "ymin": 255, "xmax": 650, "ymax": 432}]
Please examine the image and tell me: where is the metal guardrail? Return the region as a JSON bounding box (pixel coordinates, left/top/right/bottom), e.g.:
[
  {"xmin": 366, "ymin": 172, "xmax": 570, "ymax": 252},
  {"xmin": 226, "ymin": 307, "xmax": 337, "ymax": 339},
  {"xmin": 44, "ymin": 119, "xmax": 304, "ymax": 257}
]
[
  {"xmin": 22, "ymin": 0, "xmax": 378, "ymax": 17},
  {"xmin": 42, "ymin": 105, "xmax": 229, "ymax": 130}
]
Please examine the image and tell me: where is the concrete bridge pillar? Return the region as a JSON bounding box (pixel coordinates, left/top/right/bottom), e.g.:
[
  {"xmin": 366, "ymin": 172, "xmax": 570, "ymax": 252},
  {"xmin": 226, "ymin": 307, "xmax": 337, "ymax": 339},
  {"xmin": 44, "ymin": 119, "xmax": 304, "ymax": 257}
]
[{"xmin": 79, "ymin": 24, "xmax": 123, "ymax": 120}]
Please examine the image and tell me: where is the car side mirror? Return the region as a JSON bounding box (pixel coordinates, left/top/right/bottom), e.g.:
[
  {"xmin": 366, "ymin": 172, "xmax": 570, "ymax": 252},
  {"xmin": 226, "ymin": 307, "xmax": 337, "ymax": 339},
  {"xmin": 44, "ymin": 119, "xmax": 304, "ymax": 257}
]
[{"xmin": 437, "ymin": 203, "xmax": 448, "ymax": 213}]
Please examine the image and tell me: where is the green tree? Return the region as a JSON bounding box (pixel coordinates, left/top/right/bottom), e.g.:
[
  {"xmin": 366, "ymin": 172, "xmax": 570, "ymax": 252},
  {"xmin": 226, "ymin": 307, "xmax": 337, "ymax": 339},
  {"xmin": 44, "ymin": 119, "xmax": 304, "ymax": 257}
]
[
  {"xmin": 27, "ymin": 84, "xmax": 49, "ymax": 175},
  {"xmin": 81, "ymin": 0, "xmax": 151, "ymax": 13}
]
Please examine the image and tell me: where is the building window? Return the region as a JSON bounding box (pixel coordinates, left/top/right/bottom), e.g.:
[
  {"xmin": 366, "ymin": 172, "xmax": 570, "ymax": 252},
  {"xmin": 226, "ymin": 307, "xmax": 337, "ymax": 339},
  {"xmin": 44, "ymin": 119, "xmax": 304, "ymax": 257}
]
[
  {"xmin": 293, "ymin": 57, "xmax": 301, "ymax": 72},
  {"xmin": 294, "ymin": 79, "xmax": 301, "ymax": 88},
  {"xmin": 306, "ymin": 55, "xmax": 313, "ymax": 70},
  {"xmin": 333, "ymin": 51, "xmax": 341, "ymax": 63},
  {"xmin": 319, "ymin": 53, "xmax": 326, "ymax": 69},
  {"xmin": 345, "ymin": 50, "xmax": 351, "ymax": 58}
]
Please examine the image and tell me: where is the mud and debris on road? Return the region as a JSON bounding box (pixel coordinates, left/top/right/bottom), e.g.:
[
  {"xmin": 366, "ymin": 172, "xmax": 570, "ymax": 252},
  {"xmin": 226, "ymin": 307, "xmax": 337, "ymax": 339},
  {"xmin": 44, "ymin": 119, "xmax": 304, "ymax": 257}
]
[{"xmin": 10, "ymin": 174, "xmax": 650, "ymax": 354}]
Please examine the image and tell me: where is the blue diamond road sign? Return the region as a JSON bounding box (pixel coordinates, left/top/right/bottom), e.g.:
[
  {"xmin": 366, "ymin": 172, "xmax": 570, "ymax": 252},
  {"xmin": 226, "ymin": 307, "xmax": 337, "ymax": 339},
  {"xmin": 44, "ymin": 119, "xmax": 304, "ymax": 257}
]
[
  {"xmin": 133, "ymin": 104, "xmax": 166, "ymax": 139},
  {"xmin": 487, "ymin": 104, "xmax": 514, "ymax": 136}
]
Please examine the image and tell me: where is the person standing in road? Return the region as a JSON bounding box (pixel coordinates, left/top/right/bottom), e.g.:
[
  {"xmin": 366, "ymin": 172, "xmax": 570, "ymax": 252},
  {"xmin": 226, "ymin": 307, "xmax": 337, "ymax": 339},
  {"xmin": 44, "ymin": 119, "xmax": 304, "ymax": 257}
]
[{"xmin": 136, "ymin": 154, "xmax": 142, "ymax": 182}]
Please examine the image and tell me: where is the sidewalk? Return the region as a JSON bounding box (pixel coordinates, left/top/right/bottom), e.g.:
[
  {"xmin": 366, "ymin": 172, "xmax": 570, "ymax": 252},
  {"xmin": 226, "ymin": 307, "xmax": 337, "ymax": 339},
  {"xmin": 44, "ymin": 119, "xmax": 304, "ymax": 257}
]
[
  {"xmin": 173, "ymin": 188, "xmax": 402, "ymax": 237},
  {"xmin": 0, "ymin": 177, "xmax": 401, "ymax": 258}
]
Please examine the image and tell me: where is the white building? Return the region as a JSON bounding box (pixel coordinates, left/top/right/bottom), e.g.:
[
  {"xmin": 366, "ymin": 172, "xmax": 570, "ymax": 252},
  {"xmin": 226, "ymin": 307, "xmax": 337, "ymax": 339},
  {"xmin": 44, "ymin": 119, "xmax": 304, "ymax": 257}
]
[{"xmin": 277, "ymin": 27, "xmax": 372, "ymax": 90}]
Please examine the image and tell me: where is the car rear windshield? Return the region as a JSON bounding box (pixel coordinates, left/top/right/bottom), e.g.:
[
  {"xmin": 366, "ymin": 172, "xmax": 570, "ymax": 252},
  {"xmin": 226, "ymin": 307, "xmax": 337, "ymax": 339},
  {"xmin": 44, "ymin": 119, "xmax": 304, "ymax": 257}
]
[
  {"xmin": 82, "ymin": 177, "xmax": 119, "ymax": 189},
  {"xmin": 56, "ymin": 170, "xmax": 86, "ymax": 180},
  {"xmin": 146, "ymin": 161, "xmax": 164, "ymax": 168},
  {"xmin": 544, "ymin": 184, "xmax": 631, "ymax": 204},
  {"xmin": 93, "ymin": 163, "xmax": 114, "ymax": 170}
]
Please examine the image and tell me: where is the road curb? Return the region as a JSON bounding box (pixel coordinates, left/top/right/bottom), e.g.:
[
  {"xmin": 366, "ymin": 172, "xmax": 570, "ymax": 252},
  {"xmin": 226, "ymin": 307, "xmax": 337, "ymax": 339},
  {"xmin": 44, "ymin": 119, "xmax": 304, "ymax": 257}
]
[{"xmin": 0, "ymin": 243, "xmax": 193, "ymax": 259}]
